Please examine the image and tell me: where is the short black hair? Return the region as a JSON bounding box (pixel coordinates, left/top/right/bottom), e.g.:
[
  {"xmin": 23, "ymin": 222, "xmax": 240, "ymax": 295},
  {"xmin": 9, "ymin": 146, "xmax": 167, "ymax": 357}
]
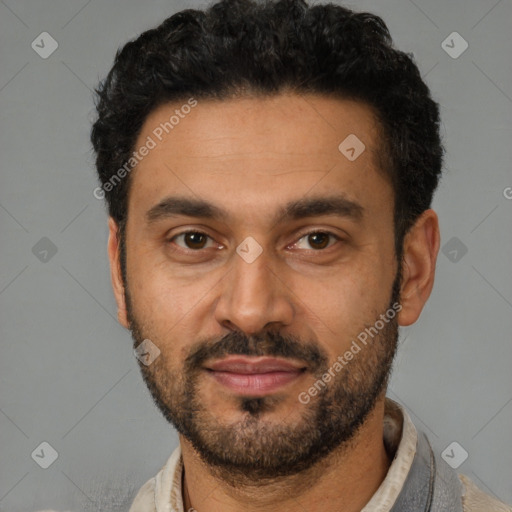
[{"xmin": 91, "ymin": 0, "xmax": 443, "ymax": 259}]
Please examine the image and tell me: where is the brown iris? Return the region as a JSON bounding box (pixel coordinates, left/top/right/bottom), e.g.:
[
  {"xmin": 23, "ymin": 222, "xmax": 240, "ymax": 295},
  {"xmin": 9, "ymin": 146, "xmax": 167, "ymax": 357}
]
[
  {"xmin": 184, "ymin": 232, "xmax": 208, "ymax": 249},
  {"xmin": 307, "ymin": 232, "xmax": 330, "ymax": 249}
]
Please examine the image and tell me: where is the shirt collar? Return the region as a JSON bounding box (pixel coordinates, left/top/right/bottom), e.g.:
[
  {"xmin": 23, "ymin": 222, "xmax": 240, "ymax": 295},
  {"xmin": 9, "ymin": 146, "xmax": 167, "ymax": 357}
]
[{"xmin": 362, "ymin": 398, "xmax": 418, "ymax": 511}]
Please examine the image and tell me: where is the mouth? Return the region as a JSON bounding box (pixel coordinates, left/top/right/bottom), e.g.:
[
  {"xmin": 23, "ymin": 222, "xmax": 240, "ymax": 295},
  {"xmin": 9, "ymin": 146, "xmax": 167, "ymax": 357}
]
[{"xmin": 204, "ymin": 356, "xmax": 307, "ymax": 396}]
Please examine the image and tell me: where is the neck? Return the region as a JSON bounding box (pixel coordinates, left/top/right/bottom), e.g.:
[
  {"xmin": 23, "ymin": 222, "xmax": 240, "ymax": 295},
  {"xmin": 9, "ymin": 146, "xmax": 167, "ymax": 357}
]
[{"xmin": 180, "ymin": 398, "xmax": 391, "ymax": 512}]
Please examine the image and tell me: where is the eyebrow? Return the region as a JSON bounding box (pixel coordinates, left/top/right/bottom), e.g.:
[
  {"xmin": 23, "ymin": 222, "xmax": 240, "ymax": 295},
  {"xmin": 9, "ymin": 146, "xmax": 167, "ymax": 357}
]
[{"xmin": 145, "ymin": 194, "xmax": 364, "ymax": 225}]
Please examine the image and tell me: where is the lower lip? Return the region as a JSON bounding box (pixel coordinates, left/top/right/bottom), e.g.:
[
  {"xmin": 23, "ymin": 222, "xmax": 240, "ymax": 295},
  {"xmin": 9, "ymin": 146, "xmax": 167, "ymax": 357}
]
[{"xmin": 208, "ymin": 370, "xmax": 304, "ymax": 395}]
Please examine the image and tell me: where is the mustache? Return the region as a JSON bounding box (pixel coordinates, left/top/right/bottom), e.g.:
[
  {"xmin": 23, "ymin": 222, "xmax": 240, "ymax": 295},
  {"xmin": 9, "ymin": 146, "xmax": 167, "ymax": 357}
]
[{"xmin": 184, "ymin": 330, "xmax": 328, "ymax": 374}]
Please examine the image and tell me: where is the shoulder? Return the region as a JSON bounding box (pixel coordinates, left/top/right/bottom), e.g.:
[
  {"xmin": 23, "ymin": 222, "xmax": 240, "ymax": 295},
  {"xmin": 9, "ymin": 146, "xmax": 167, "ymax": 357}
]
[
  {"xmin": 128, "ymin": 476, "xmax": 157, "ymax": 512},
  {"xmin": 129, "ymin": 446, "xmax": 183, "ymax": 511},
  {"xmin": 459, "ymin": 474, "xmax": 512, "ymax": 512}
]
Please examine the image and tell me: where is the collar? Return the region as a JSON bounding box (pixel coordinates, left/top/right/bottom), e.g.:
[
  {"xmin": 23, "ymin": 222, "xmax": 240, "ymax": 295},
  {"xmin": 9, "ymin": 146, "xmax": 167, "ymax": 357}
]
[{"xmin": 362, "ymin": 398, "xmax": 417, "ymax": 511}]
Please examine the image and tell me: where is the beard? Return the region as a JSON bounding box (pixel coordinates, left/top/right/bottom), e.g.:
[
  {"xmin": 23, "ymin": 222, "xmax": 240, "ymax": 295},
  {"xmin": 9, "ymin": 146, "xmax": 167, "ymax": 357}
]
[{"xmin": 125, "ymin": 271, "xmax": 401, "ymax": 484}]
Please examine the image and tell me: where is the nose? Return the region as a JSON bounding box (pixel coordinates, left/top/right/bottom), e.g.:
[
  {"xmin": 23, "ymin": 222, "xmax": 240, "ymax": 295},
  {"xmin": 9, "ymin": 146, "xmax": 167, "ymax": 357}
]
[{"xmin": 214, "ymin": 245, "xmax": 295, "ymax": 335}]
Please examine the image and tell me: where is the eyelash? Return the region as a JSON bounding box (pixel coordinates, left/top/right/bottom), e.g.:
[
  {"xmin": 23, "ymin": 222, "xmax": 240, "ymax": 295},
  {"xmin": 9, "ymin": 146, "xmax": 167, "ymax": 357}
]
[{"xmin": 168, "ymin": 229, "xmax": 342, "ymax": 253}]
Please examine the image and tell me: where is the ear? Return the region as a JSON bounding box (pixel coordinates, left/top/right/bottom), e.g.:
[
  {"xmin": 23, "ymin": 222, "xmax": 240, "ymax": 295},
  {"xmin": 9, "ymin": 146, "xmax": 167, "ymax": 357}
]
[
  {"xmin": 397, "ymin": 209, "xmax": 440, "ymax": 327},
  {"xmin": 107, "ymin": 217, "xmax": 130, "ymax": 328}
]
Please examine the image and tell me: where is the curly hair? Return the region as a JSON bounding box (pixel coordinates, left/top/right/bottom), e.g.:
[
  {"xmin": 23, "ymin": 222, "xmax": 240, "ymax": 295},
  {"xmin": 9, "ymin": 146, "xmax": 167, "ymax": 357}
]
[{"xmin": 91, "ymin": 0, "xmax": 443, "ymax": 258}]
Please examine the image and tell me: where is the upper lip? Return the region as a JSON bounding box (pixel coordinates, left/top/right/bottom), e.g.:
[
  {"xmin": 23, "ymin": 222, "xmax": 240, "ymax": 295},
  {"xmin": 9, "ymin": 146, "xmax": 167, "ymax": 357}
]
[{"xmin": 205, "ymin": 356, "xmax": 306, "ymax": 374}]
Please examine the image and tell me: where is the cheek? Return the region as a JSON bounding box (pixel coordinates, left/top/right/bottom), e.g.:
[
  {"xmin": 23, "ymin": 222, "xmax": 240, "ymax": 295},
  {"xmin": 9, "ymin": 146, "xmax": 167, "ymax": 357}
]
[
  {"xmin": 126, "ymin": 256, "xmax": 219, "ymax": 353},
  {"xmin": 130, "ymin": 274, "xmax": 194, "ymax": 333},
  {"xmin": 291, "ymin": 260, "xmax": 392, "ymax": 354}
]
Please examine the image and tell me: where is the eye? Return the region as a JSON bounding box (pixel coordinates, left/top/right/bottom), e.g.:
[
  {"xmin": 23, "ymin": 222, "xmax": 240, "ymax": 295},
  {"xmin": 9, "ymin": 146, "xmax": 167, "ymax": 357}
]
[
  {"xmin": 171, "ymin": 231, "xmax": 217, "ymax": 250},
  {"xmin": 293, "ymin": 231, "xmax": 340, "ymax": 251}
]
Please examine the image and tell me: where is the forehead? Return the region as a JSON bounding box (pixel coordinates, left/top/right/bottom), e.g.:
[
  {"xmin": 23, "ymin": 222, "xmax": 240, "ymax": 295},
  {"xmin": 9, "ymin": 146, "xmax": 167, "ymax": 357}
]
[{"xmin": 126, "ymin": 93, "xmax": 392, "ymax": 225}]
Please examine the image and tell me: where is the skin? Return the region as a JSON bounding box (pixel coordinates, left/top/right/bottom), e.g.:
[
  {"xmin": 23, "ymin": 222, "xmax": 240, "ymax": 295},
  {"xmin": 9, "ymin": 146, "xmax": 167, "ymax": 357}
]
[{"xmin": 107, "ymin": 93, "xmax": 440, "ymax": 512}]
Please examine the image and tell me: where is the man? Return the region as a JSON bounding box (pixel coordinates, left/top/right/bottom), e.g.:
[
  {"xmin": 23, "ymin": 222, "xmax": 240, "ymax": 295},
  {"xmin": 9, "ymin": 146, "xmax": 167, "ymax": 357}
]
[{"xmin": 90, "ymin": 0, "xmax": 511, "ymax": 510}]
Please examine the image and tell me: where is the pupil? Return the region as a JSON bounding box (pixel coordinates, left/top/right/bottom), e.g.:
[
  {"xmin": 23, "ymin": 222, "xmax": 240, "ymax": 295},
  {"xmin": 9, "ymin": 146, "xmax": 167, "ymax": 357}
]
[
  {"xmin": 186, "ymin": 233, "xmax": 205, "ymax": 249},
  {"xmin": 309, "ymin": 233, "xmax": 329, "ymax": 249}
]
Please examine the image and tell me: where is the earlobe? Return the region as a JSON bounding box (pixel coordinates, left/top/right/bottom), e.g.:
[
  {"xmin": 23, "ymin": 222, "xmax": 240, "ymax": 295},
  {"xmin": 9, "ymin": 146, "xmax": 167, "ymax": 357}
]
[
  {"xmin": 107, "ymin": 217, "xmax": 130, "ymax": 328},
  {"xmin": 397, "ymin": 209, "xmax": 440, "ymax": 327}
]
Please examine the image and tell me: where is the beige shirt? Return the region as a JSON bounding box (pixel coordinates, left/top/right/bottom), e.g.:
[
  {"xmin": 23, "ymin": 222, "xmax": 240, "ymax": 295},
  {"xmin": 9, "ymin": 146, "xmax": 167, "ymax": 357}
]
[{"xmin": 129, "ymin": 399, "xmax": 511, "ymax": 512}]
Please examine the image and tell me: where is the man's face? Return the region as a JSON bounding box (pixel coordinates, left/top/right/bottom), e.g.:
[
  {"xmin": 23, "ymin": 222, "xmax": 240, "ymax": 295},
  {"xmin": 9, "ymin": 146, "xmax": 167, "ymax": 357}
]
[{"xmin": 116, "ymin": 94, "xmax": 401, "ymax": 479}]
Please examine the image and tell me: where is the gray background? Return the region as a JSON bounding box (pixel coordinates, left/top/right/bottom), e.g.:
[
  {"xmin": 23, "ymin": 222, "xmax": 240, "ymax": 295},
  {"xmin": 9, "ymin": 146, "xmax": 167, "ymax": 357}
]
[{"xmin": 1, "ymin": 0, "xmax": 511, "ymax": 510}]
